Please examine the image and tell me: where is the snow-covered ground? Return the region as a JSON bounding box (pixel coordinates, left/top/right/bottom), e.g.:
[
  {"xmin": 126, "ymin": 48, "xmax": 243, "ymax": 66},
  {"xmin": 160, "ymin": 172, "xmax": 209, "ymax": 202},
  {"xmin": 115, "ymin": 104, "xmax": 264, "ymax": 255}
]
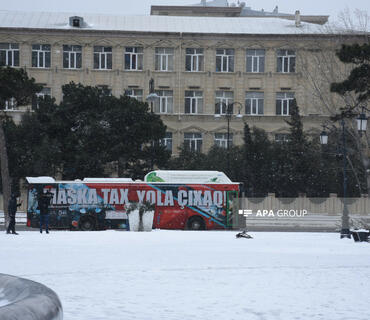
[{"xmin": 1, "ymin": 230, "xmax": 369, "ymax": 320}]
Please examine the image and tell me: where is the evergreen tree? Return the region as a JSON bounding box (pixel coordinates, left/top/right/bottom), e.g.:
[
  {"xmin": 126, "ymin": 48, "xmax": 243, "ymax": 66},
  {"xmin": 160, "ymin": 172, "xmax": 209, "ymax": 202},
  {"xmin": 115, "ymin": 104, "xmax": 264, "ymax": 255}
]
[
  {"xmin": 17, "ymin": 82, "xmax": 170, "ymax": 180},
  {"xmin": 331, "ymin": 43, "xmax": 370, "ymax": 102},
  {"xmin": 242, "ymin": 124, "xmax": 273, "ymax": 196},
  {"xmin": 168, "ymin": 144, "xmax": 208, "ymax": 171},
  {"xmin": 0, "ymin": 66, "xmax": 41, "ymax": 223}
]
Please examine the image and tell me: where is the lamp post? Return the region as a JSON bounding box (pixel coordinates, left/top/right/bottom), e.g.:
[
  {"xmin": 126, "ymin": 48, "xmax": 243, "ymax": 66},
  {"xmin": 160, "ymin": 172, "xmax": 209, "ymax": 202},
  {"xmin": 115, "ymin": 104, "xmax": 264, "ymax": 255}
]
[
  {"xmin": 356, "ymin": 107, "xmax": 368, "ymax": 134},
  {"xmin": 214, "ymin": 101, "xmax": 243, "ymax": 173},
  {"xmin": 320, "ymin": 106, "xmax": 368, "ymax": 239},
  {"xmin": 320, "ymin": 120, "xmax": 350, "ymax": 238},
  {"xmin": 145, "ymin": 78, "xmax": 159, "ymax": 170},
  {"xmin": 146, "ymin": 78, "xmax": 159, "ymax": 113}
]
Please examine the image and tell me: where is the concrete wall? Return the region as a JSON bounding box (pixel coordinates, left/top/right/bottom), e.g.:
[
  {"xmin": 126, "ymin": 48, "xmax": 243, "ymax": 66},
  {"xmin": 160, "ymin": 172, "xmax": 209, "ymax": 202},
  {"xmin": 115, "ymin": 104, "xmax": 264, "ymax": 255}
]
[
  {"xmin": 233, "ymin": 194, "xmax": 370, "ymax": 231},
  {"xmin": 0, "ymin": 273, "xmax": 63, "ymax": 320}
]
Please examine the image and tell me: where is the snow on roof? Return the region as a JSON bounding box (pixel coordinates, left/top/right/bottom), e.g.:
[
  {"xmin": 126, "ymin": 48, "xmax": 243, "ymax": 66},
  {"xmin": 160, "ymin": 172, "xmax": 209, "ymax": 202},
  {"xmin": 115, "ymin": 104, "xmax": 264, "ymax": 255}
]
[
  {"xmin": 83, "ymin": 178, "xmax": 134, "ymax": 183},
  {"xmin": 144, "ymin": 170, "xmax": 233, "ymax": 184},
  {"xmin": 192, "ymin": 0, "xmax": 229, "ymax": 6},
  {"xmin": 0, "ymin": 10, "xmax": 327, "ymax": 35},
  {"xmin": 26, "ymin": 177, "xmax": 56, "ymax": 184}
]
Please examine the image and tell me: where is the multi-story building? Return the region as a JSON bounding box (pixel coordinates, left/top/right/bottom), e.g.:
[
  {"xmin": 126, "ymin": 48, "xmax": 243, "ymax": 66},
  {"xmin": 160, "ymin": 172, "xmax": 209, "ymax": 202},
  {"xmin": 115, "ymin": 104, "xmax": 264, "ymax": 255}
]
[{"xmin": 0, "ymin": 5, "xmax": 367, "ymax": 155}]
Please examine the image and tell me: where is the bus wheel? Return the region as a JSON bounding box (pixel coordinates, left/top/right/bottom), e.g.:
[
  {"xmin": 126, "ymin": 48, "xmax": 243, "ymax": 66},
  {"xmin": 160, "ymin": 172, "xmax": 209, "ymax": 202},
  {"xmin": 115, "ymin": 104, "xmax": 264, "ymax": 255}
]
[
  {"xmin": 187, "ymin": 216, "xmax": 205, "ymax": 230},
  {"xmin": 80, "ymin": 217, "xmax": 95, "ymax": 231}
]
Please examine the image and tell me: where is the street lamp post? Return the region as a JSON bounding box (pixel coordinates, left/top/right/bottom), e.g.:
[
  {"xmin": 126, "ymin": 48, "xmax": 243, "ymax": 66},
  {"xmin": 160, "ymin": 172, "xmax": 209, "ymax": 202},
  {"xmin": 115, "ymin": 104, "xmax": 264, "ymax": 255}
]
[
  {"xmin": 320, "ymin": 105, "xmax": 369, "ymax": 239},
  {"xmin": 145, "ymin": 78, "xmax": 159, "ymax": 170},
  {"xmin": 214, "ymin": 101, "xmax": 243, "ymax": 173},
  {"xmin": 340, "ymin": 118, "xmax": 350, "ymax": 238},
  {"xmin": 320, "ymin": 119, "xmax": 350, "ymax": 238},
  {"xmin": 146, "ymin": 78, "xmax": 159, "ymax": 113}
]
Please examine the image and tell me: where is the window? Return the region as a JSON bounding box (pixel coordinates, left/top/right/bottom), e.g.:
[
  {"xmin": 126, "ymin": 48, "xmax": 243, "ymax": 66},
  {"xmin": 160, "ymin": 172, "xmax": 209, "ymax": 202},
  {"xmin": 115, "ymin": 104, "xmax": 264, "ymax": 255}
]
[
  {"xmin": 246, "ymin": 49, "xmax": 265, "ymax": 73},
  {"xmin": 215, "ymin": 91, "xmax": 234, "ymax": 115},
  {"xmin": 0, "ymin": 43, "xmax": 19, "ymax": 67},
  {"xmin": 277, "ymin": 49, "xmax": 296, "ymax": 73},
  {"xmin": 276, "ymin": 92, "xmax": 295, "ymax": 116},
  {"xmin": 4, "ymin": 98, "xmax": 16, "ymax": 110},
  {"xmin": 160, "ymin": 132, "xmax": 173, "ymax": 152},
  {"xmin": 32, "ymin": 44, "xmax": 51, "ymax": 68},
  {"xmin": 154, "ymin": 90, "xmax": 173, "ymax": 114},
  {"xmin": 245, "ymin": 92, "xmax": 264, "ymax": 115},
  {"xmin": 96, "ymin": 85, "xmax": 112, "ymax": 96},
  {"xmin": 216, "ymin": 49, "xmax": 234, "ymax": 72},
  {"xmin": 184, "ymin": 133, "xmax": 202, "ymax": 152},
  {"xmin": 125, "ymin": 47, "xmax": 143, "ymax": 71},
  {"xmin": 214, "ymin": 133, "xmax": 233, "ymax": 148},
  {"xmin": 63, "ymin": 45, "xmax": 82, "ymax": 69},
  {"xmin": 185, "ymin": 48, "xmax": 204, "ymax": 72},
  {"xmin": 275, "ymin": 133, "xmax": 290, "ymax": 143},
  {"xmin": 94, "ymin": 46, "xmax": 112, "ymax": 70},
  {"xmin": 155, "ymin": 48, "xmax": 174, "ymax": 71},
  {"xmin": 125, "ymin": 89, "xmax": 143, "ymax": 101},
  {"xmin": 185, "ymin": 91, "xmax": 203, "ymax": 114},
  {"xmin": 32, "ymin": 87, "xmax": 51, "ymax": 109}
]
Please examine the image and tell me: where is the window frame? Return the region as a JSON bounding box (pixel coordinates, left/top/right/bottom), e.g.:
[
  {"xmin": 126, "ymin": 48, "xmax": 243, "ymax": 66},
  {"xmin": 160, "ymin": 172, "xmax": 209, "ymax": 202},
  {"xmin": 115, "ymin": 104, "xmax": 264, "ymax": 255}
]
[
  {"xmin": 275, "ymin": 133, "xmax": 290, "ymax": 143},
  {"xmin": 185, "ymin": 48, "xmax": 204, "ymax": 72},
  {"xmin": 31, "ymin": 44, "xmax": 51, "ymax": 68},
  {"xmin": 63, "ymin": 45, "xmax": 82, "ymax": 69},
  {"xmin": 0, "ymin": 43, "xmax": 20, "ymax": 67},
  {"xmin": 184, "ymin": 132, "xmax": 203, "ymax": 152},
  {"xmin": 215, "ymin": 91, "xmax": 234, "ymax": 115},
  {"xmin": 125, "ymin": 88, "xmax": 143, "ymax": 102},
  {"xmin": 216, "ymin": 48, "xmax": 234, "ymax": 73},
  {"xmin": 214, "ymin": 133, "xmax": 233, "ymax": 148},
  {"xmin": 154, "ymin": 90, "xmax": 173, "ymax": 114},
  {"xmin": 155, "ymin": 47, "xmax": 174, "ymax": 72},
  {"xmin": 185, "ymin": 90, "xmax": 203, "ymax": 114},
  {"xmin": 124, "ymin": 47, "xmax": 143, "ymax": 71},
  {"xmin": 93, "ymin": 46, "xmax": 112, "ymax": 70},
  {"xmin": 32, "ymin": 87, "xmax": 52, "ymax": 109},
  {"xmin": 276, "ymin": 92, "xmax": 295, "ymax": 116},
  {"xmin": 246, "ymin": 49, "xmax": 265, "ymax": 73},
  {"xmin": 4, "ymin": 98, "xmax": 17, "ymax": 110},
  {"xmin": 160, "ymin": 132, "xmax": 173, "ymax": 152},
  {"xmin": 245, "ymin": 92, "xmax": 264, "ymax": 115},
  {"xmin": 277, "ymin": 49, "xmax": 296, "ymax": 73}
]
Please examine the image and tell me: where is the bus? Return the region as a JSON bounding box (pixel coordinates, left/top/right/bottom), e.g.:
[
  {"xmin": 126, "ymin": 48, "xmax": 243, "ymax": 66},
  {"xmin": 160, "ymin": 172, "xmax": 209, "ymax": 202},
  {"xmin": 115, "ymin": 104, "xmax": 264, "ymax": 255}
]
[{"xmin": 26, "ymin": 171, "xmax": 239, "ymax": 231}]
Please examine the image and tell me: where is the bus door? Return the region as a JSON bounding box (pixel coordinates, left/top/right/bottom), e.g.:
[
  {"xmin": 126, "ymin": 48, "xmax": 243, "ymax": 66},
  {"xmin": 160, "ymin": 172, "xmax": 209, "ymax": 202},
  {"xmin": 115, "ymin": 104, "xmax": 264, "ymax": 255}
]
[{"xmin": 226, "ymin": 190, "xmax": 239, "ymax": 228}]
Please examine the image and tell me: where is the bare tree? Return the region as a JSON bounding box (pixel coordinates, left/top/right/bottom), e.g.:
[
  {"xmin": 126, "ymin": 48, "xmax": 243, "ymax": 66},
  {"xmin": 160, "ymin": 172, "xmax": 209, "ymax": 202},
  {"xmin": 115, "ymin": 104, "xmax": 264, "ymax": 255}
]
[{"xmin": 296, "ymin": 9, "xmax": 370, "ymax": 192}]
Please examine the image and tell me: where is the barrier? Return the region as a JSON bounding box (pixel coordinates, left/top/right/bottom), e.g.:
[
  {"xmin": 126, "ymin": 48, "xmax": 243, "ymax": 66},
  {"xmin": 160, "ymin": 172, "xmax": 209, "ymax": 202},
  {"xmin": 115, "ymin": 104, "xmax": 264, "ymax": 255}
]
[
  {"xmin": 0, "ymin": 212, "xmax": 27, "ymax": 225},
  {"xmin": 233, "ymin": 194, "xmax": 370, "ymax": 231},
  {"xmin": 0, "ymin": 274, "xmax": 63, "ymax": 320}
]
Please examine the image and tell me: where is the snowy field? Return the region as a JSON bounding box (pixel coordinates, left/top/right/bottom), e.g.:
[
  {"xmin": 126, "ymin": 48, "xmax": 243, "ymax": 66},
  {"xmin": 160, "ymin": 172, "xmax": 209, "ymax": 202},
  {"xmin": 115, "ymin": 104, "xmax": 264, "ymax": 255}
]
[{"xmin": 1, "ymin": 230, "xmax": 370, "ymax": 320}]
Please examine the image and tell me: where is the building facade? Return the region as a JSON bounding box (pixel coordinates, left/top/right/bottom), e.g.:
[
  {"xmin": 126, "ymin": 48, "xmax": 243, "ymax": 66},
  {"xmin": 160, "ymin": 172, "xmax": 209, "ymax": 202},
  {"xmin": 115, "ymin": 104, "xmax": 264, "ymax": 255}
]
[{"xmin": 0, "ymin": 10, "xmax": 366, "ymax": 155}]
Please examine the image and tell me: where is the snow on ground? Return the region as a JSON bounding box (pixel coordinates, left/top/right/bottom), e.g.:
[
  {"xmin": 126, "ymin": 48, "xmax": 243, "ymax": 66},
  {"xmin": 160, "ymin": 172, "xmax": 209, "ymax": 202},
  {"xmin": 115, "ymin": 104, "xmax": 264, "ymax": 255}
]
[{"xmin": 1, "ymin": 230, "xmax": 370, "ymax": 320}]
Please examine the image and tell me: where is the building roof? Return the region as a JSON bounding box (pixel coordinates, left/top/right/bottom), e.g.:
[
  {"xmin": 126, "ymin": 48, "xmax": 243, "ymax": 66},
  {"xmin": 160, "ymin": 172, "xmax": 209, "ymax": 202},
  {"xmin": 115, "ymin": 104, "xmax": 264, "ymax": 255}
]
[
  {"xmin": 192, "ymin": 0, "xmax": 229, "ymax": 6},
  {"xmin": 0, "ymin": 10, "xmax": 332, "ymax": 35},
  {"xmin": 150, "ymin": 5, "xmax": 242, "ymax": 17}
]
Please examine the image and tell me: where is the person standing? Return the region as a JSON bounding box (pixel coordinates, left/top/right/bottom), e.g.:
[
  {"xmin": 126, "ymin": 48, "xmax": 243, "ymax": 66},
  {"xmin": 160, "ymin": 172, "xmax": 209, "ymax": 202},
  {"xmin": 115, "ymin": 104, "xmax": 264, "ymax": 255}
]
[
  {"xmin": 38, "ymin": 190, "xmax": 53, "ymax": 234},
  {"xmin": 6, "ymin": 192, "xmax": 22, "ymax": 235}
]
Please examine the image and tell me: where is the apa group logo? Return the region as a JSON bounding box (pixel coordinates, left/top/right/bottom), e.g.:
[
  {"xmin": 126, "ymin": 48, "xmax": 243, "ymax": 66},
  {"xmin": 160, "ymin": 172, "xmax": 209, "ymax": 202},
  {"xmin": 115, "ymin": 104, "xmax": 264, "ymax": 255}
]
[{"xmin": 238, "ymin": 209, "xmax": 308, "ymax": 218}]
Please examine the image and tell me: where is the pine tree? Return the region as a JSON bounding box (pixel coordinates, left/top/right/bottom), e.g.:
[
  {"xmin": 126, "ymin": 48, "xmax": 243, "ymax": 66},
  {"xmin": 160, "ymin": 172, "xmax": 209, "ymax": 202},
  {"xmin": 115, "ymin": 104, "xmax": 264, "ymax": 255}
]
[
  {"xmin": 16, "ymin": 82, "xmax": 170, "ymax": 180},
  {"xmin": 0, "ymin": 67, "xmax": 41, "ymax": 226},
  {"xmin": 331, "ymin": 43, "xmax": 370, "ymax": 102}
]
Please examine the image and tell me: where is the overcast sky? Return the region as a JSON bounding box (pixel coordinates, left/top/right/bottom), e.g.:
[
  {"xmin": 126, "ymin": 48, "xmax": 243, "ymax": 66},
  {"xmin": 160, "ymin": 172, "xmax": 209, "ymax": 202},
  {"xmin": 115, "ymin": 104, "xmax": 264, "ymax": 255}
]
[{"xmin": 0, "ymin": 0, "xmax": 369, "ymax": 23}]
